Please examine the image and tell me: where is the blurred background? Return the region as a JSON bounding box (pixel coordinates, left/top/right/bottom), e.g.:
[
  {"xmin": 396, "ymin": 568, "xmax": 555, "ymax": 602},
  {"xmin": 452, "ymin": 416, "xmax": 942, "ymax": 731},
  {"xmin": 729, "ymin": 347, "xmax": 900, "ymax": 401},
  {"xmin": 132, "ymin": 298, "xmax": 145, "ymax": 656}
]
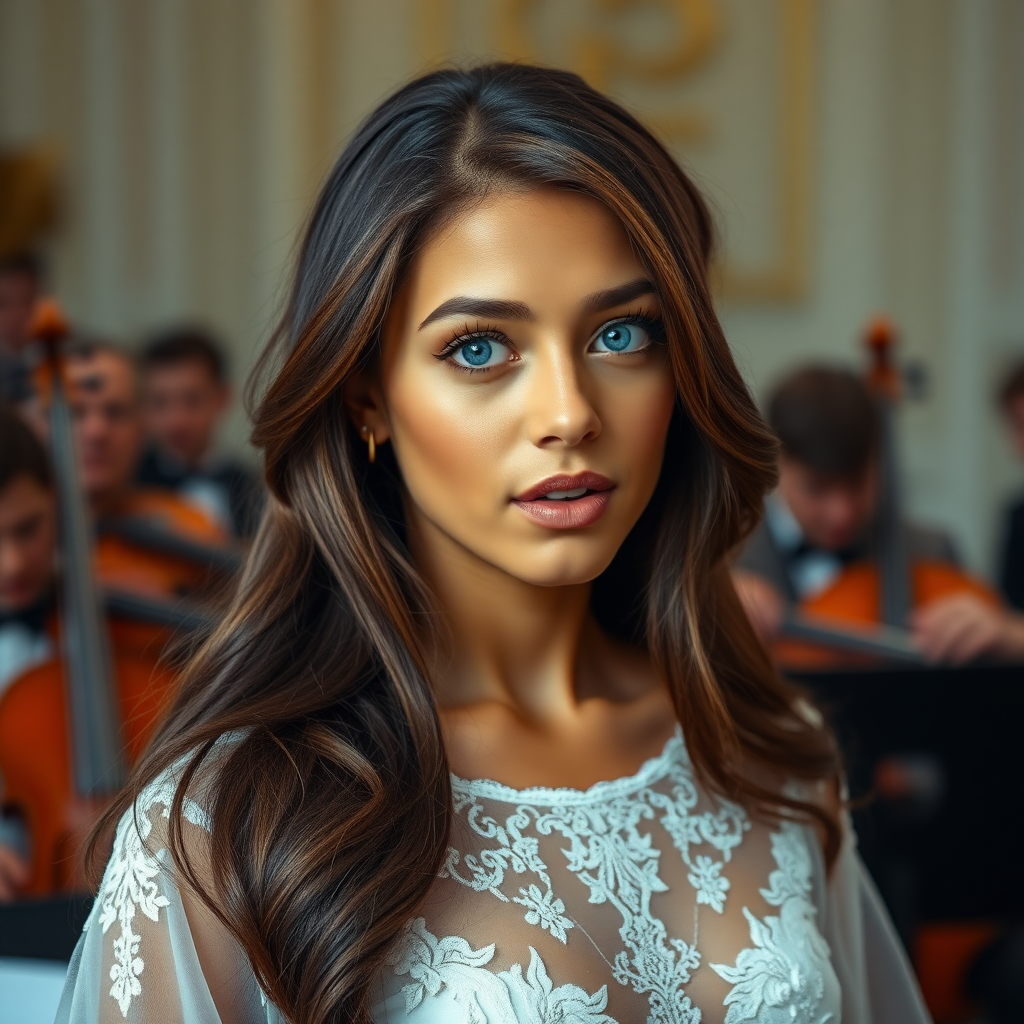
[
  {"xmin": 1, "ymin": 3, "xmax": 1024, "ymax": 1022},
  {"xmin": 2, "ymin": 0, "xmax": 1022, "ymax": 576}
]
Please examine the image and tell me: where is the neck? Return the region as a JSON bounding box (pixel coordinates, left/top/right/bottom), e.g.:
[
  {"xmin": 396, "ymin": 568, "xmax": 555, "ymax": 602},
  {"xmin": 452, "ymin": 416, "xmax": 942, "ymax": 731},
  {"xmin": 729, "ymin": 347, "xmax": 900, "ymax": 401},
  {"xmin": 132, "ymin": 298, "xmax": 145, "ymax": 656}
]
[{"xmin": 409, "ymin": 517, "xmax": 610, "ymax": 725}]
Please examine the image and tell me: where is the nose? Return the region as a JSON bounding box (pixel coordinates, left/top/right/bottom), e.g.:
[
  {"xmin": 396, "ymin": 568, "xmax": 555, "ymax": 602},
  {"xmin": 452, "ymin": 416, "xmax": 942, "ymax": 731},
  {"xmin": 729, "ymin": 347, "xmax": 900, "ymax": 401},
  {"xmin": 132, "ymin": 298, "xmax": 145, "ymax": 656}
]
[
  {"xmin": 824, "ymin": 493, "xmax": 858, "ymax": 532},
  {"xmin": 527, "ymin": 342, "xmax": 601, "ymax": 449}
]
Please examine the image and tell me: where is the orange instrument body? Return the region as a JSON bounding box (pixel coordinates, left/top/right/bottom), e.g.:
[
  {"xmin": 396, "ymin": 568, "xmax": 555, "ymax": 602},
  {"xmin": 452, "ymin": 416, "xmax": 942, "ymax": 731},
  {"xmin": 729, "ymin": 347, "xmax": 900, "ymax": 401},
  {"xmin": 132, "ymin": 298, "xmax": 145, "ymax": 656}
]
[
  {"xmin": 0, "ymin": 613, "xmax": 175, "ymax": 893},
  {"xmin": 95, "ymin": 489, "xmax": 231, "ymax": 598},
  {"xmin": 775, "ymin": 562, "xmax": 1001, "ymax": 669},
  {"xmin": 775, "ymin": 318, "xmax": 1001, "ymax": 669}
]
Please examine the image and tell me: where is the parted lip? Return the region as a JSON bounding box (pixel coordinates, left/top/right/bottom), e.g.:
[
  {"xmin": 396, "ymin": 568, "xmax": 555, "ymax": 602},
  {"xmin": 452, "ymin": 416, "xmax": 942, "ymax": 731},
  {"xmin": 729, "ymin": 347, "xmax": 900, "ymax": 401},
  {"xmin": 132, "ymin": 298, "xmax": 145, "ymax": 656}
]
[{"xmin": 513, "ymin": 472, "xmax": 615, "ymax": 503}]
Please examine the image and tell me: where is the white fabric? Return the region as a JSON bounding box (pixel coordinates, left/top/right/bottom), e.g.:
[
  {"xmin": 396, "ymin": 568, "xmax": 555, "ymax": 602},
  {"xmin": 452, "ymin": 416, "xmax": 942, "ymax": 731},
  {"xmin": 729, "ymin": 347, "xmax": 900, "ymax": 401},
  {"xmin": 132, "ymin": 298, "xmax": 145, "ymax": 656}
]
[
  {"xmin": 55, "ymin": 729, "xmax": 931, "ymax": 1023},
  {"xmin": 0, "ymin": 620, "xmax": 53, "ymax": 699}
]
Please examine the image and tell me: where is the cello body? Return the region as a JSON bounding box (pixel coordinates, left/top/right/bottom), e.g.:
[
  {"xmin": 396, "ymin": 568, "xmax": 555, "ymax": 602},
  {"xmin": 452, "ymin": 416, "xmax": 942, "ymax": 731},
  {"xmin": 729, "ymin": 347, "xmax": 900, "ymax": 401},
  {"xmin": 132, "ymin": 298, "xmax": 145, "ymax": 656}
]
[
  {"xmin": 0, "ymin": 614, "xmax": 175, "ymax": 893},
  {"xmin": 775, "ymin": 561, "xmax": 1001, "ymax": 669}
]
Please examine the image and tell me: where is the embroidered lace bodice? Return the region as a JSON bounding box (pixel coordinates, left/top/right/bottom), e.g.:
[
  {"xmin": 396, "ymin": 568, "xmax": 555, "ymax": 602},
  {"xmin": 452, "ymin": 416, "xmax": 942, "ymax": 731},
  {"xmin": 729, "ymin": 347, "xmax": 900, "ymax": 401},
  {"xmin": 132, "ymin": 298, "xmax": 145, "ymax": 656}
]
[{"xmin": 56, "ymin": 729, "xmax": 931, "ymax": 1024}]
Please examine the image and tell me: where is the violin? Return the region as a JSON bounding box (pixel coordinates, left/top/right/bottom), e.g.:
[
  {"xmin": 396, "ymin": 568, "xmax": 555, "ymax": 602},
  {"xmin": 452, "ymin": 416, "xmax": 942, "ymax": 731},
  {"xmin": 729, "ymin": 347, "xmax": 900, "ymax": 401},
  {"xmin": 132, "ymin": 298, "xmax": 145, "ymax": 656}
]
[
  {"xmin": 0, "ymin": 302, "xmax": 212, "ymax": 895},
  {"xmin": 774, "ymin": 318, "xmax": 1001, "ymax": 669}
]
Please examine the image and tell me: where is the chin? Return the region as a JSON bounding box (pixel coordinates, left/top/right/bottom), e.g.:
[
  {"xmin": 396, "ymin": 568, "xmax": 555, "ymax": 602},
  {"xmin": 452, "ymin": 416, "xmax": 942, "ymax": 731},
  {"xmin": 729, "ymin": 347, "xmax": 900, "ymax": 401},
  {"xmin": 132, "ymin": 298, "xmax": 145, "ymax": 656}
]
[{"xmin": 499, "ymin": 542, "xmax": 620, "ymax": 589}]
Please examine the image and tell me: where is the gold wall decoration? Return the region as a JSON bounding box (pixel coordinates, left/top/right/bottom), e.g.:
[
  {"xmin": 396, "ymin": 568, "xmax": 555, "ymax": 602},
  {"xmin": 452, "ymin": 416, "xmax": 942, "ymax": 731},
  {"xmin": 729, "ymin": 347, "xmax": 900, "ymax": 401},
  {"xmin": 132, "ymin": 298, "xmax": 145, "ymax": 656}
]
[
  {"xmin": 0, "ymin": 147, "xmax": 59, "ymax": 260},
  {"xmin": 414, "ymin": 0, "xmax": 816, "ymax": 304}
]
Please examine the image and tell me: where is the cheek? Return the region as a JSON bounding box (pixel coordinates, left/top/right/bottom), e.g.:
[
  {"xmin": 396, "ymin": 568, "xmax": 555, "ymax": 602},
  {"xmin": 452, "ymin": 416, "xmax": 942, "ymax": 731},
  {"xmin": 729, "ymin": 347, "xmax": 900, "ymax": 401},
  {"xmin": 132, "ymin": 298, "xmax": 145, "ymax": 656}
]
[
  {"xmin": 601, "ymin": 371, "xmax": 677, "ymax": 492},
  {"xmin": 385, "ymin": 372, "xmax": 519, "ymax": 518}
]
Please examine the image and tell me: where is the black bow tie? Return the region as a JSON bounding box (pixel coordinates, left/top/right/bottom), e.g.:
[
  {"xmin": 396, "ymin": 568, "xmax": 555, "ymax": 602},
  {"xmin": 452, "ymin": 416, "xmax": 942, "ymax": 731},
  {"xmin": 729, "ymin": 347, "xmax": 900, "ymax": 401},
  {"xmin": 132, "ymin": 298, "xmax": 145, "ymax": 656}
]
[{"xmin": 0, "ymin": 592, "xmax": 52, "ymax": 634}]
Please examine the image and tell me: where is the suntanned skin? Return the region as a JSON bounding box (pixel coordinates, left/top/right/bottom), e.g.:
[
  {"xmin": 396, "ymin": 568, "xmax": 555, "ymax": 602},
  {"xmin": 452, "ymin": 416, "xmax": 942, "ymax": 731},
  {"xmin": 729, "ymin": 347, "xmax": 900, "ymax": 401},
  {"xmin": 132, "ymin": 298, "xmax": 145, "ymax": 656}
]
[{"xmin": 345, "ymin": 188, "xmax": 678, "ymax": 790}]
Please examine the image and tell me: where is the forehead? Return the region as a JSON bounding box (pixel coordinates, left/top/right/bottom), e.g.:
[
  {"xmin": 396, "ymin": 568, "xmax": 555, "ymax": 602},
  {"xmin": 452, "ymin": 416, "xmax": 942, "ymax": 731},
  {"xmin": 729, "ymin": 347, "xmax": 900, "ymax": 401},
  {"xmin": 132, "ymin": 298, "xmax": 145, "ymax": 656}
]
[
  {"xmin": 144, "ymin": 357, "xmax": 217, "ymax": 384},
  {"xmin": 401, "ymin": 188, "xmax": 645, "ymax": 313},
  {"xmin": 67, "ymin": 351, "xmax": 137, "ymax": 402}
]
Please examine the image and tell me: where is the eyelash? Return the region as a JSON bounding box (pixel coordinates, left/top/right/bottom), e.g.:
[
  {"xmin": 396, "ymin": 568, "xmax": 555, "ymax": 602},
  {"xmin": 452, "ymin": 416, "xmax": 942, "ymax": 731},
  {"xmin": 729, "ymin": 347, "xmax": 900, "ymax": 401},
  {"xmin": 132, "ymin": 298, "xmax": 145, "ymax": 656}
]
[
  {"xmin": 435, "ymin": 311, "xmax": 666, "ymax": 374},
  {"xmin": 435, "ymin": 322, "xmax": 510, "ymax": 373}
]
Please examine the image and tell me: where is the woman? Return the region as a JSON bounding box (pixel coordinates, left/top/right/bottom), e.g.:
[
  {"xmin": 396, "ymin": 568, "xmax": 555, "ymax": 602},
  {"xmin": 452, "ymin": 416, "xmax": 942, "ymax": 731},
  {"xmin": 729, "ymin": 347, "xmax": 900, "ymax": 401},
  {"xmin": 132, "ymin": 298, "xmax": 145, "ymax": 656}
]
[{"xmin": 58, "ymin": 64, "xmax": 929, "ymax": 1024}]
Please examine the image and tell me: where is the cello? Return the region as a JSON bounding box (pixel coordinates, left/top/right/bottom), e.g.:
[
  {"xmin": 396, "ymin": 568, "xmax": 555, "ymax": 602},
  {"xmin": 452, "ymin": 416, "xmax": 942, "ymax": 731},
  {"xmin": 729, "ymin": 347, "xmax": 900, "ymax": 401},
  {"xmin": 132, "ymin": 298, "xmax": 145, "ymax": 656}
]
[
  {"xmin": 773, "ymin": 318, "xmax": 1001, "ymax": 668},
  {"xmin": 0, "ymin": 302, "xmax": 209, "ymax": 894}
]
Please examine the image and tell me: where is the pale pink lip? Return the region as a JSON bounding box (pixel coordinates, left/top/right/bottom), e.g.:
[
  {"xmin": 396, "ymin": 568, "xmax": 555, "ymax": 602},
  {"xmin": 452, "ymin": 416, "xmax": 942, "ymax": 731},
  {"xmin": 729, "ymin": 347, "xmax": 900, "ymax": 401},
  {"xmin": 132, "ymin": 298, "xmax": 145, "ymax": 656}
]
[{"xmin": 511, "ymin": 472, "xmax": 615, "ymax": 530}]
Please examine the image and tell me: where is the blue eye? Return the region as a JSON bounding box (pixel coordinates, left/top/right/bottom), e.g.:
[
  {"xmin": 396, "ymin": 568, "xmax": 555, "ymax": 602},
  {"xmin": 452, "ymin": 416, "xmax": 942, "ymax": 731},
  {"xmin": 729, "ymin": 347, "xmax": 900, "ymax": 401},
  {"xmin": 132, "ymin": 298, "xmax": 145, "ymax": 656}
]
[
  {"xmin": 450, "ymin": 337, "xmax": 510, "ymax": 369},
  {"xmin": 591, "ymin": 322, "xmax": 651, "ymax": 354}
]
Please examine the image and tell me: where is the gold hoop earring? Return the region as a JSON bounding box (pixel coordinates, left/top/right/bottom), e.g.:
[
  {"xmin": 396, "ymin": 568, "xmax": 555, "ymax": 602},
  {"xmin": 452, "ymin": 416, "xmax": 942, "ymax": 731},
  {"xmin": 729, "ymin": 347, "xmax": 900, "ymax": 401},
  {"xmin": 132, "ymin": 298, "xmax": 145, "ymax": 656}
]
[{"xmin": 361, "ymin": 425, "xmax": 376, "ymax": 464}]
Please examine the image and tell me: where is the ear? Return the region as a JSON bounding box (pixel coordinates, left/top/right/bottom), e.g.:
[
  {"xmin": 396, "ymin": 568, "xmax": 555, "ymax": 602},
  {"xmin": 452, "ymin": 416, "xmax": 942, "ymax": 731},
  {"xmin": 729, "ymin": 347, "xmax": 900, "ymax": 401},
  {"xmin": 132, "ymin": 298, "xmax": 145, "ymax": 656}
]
[{"xmin": 342, "ymin": 369, "xmax": 391, "ymax": 446}]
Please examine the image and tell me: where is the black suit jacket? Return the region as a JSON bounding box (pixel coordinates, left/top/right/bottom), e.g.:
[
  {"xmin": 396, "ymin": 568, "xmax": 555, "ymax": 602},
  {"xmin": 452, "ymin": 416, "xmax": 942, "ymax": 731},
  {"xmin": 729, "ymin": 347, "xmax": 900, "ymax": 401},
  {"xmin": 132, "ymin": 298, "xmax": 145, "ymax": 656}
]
[
  {"xmin": 135, "ymin": 448, "xmax": 264, "ymax": 539},
  {"xmin": 1000, "ymin": 496, "xmax": 1024, "ymax": 610}
]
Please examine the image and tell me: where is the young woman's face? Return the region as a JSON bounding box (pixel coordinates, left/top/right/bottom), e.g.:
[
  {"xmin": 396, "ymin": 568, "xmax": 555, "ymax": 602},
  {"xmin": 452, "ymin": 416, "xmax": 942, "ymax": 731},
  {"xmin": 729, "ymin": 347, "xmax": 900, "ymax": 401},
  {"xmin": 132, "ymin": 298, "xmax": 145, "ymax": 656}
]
[{"xmin": 368, "ymin": 188, "xmax": 677, "ymax": 587}]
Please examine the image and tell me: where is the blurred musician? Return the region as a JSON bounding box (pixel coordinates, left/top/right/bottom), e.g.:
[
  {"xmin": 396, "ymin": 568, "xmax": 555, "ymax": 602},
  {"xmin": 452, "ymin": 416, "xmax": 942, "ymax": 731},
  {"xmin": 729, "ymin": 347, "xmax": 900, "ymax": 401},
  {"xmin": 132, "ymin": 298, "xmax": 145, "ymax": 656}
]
[
  {"xmin": 0, "ymin": 409, "xmax": 56, "ymax": 899},
  {"xmin": 733, "ymin": 366, "xmax": 958, "ymax": 642},
  {"xmin": 0, "ymin": 332, "xmax": 230, "ymax": 902},
  {"xmin": 735, "ymin": 365, "xmax": 1024, "ymax": 665},
  {"xmin": 136, "ymin": 327, "xmax": 261, "ymax": 538},
  {"xmin": 64, "ymin": 341, "xmax": 228, "ymax": 596},
  {"xmin": 0, "ymin": 252, "xmax": 43, "ymax": 409}
]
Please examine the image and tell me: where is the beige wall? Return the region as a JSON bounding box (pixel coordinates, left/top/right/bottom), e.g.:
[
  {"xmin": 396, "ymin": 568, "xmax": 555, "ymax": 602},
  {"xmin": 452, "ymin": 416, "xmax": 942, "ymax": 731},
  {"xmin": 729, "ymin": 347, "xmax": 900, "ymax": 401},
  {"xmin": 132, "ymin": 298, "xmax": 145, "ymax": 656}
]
[{"xmin": 1, "ymin": 0, "xmax": 1023, "ymax": 576}]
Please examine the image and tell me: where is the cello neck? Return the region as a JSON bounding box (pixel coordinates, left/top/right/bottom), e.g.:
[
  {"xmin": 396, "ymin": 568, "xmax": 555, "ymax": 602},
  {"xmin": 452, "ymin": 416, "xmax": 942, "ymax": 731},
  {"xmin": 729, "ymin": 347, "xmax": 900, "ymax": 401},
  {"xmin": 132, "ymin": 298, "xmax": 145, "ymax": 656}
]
[
  {"xmin": 865, "ymin": 317, "xmax": 911, "ymax": 627},
  {"xmin": 34, "ymin": 302, "xmax": 125, "ymax": 796}
]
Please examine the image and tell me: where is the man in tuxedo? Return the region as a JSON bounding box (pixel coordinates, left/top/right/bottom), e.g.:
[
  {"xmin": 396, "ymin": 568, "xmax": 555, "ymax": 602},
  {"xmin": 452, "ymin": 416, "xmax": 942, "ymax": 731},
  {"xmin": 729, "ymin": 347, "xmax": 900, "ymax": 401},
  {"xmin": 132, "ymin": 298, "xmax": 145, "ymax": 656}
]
[
  {"xmin": 136, "ymin": 328, "xmax": 261, "ymax": 538},
  {"xmin": 735, "ymin": 365, "xmax": 1024, "ymax": 663},
  {"xmin": 734, "ymin": 367, "xmax": 956, "ymax": 634}
]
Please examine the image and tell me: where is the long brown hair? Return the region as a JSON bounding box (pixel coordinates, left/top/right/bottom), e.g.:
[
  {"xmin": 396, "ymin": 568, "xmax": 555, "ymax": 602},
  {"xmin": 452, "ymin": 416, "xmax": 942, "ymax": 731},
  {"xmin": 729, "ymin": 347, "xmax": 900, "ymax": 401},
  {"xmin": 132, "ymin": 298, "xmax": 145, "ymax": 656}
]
[{"xmin": 91, "ymin": 63, "xmax": 840, "ymax": 1024}]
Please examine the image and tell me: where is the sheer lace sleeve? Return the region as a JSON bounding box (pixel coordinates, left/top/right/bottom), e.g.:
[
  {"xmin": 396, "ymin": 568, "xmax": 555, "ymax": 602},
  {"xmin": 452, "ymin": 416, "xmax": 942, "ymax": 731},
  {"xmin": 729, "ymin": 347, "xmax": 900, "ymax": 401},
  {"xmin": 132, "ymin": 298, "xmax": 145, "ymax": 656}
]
[
  {"xmin": 818, "ymin": 809, "xmax": 931, "ymax": 1024},
  {"xmin": 55, "ymin": 767, "xmax": 275, "ymax": 1024}
]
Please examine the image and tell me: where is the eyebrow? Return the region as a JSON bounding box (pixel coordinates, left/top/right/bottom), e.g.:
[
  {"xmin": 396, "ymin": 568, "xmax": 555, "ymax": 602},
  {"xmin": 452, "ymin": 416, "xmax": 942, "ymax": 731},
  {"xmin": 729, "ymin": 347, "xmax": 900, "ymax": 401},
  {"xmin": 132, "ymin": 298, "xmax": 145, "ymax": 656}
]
[
  {"xmin": 417, "ymin": 277, "xmax": 658, "ymax": 330},
  {"xmin": 419, "ymin": 297, "xmax": 534, "ymax": 329},
  {"xmin": 579, "ymin": 278, "xmax": 657, "ymax": 315}
]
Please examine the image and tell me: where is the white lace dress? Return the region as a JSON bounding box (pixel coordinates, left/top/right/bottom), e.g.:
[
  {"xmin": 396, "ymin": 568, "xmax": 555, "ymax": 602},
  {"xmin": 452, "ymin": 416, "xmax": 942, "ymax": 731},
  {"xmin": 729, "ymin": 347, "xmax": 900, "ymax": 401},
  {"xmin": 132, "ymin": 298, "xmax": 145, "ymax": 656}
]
[{"xmin": 55, "ymin": 728, "xmax": 931, "ymax": 1023}]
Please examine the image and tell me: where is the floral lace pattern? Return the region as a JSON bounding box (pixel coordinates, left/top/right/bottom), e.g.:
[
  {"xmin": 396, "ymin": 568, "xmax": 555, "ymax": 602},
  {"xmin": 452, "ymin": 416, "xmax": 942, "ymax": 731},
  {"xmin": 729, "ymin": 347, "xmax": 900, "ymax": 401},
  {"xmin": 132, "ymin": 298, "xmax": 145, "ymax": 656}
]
[
  {"xmin": 709, "ymin": 823, "xmax": 836, "ymax": 1024},
  {"xmin": 383, "ymin": 729, "xmax": 842, "ymax": 1024},
  {"xmin": 90, "ymin": 774, "xmax": 208, "ymax": 1018},
  {"xmin": 86, "ymin": 730, "xmax": 842, "ymax": 1024},
  {"xmin": 388, "ymin": 918, "xmax": 616, "ymax": 1024}
]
